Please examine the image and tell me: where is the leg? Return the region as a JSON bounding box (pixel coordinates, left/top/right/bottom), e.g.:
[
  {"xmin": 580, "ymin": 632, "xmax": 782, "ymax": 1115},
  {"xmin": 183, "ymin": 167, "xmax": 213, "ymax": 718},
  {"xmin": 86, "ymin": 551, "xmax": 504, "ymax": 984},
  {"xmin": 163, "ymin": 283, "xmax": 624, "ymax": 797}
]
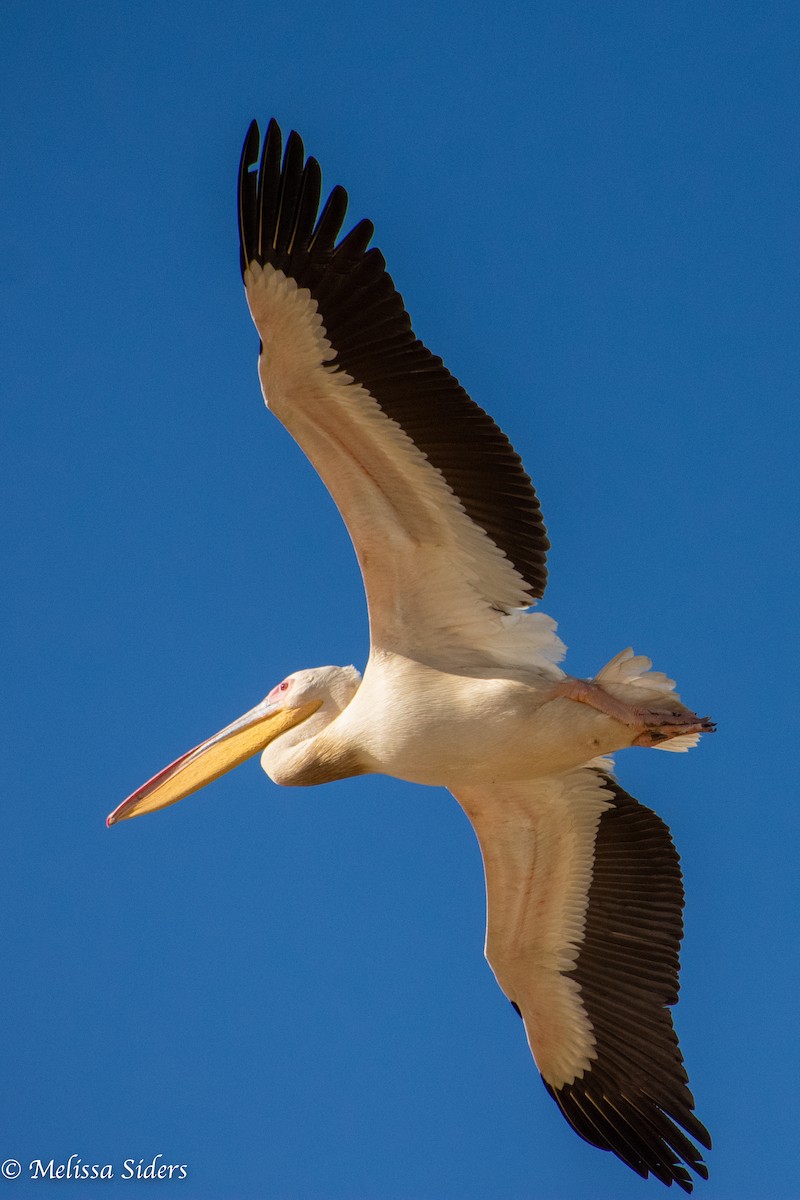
[{"xmin": 551, "ymin": 677, "xmax": 716, "ymax": 746}]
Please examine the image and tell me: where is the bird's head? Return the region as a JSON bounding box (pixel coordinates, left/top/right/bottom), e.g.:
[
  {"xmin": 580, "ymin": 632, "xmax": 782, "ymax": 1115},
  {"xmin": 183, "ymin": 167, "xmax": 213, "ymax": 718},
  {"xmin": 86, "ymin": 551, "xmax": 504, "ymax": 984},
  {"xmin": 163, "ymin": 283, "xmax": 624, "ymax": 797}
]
[
  {"xmin": 266, "ymin": 664, "xmax": 361, "ymax": 715},
  {"xmin": 106, "ymin": 664, "xmax": 362, "ymax": 826}
]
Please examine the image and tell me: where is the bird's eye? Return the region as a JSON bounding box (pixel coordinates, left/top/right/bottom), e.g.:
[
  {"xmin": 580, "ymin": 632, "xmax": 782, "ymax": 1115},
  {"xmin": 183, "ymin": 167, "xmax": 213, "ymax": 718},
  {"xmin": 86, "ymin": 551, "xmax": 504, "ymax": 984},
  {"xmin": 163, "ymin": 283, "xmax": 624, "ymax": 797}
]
[{"xmin": 267, "ymin": 678, "xmax": 292, "ymax": 703}]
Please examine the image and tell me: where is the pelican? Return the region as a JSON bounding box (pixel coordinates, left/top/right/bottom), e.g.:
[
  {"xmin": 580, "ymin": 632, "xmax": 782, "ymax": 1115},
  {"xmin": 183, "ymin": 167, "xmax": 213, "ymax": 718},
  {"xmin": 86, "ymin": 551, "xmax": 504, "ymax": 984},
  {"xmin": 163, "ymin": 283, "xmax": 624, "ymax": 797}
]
[{"xmin": 108, "ymin": 119, "xmax": 714, "ymax": 1192}]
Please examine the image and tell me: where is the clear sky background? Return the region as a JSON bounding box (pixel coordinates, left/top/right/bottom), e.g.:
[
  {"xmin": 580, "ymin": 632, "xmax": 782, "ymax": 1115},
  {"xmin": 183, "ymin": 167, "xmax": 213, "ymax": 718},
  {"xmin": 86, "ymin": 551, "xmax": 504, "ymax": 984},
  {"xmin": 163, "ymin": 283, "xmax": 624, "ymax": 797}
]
[{"xmin": 3, "ymin": 2, "xmax": 798, "ymax": 1197}]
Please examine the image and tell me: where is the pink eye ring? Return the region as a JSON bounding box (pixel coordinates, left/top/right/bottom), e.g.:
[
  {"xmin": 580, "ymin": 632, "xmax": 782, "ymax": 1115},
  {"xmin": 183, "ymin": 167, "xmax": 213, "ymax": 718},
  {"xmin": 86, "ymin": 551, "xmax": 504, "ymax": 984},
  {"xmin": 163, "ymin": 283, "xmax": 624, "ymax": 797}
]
[{"xmin": 267, "ymin": 679, "xmax": 291, "ymax": 703}]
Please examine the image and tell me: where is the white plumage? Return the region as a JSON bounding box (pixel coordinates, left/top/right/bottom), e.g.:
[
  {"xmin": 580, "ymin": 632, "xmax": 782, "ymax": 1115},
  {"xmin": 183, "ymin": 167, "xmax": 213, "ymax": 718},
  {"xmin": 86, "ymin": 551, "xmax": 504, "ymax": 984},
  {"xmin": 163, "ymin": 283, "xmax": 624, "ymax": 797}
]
[{"xmin": 108, "ymin": 119, "xmax": 714, "ymax": 1192}]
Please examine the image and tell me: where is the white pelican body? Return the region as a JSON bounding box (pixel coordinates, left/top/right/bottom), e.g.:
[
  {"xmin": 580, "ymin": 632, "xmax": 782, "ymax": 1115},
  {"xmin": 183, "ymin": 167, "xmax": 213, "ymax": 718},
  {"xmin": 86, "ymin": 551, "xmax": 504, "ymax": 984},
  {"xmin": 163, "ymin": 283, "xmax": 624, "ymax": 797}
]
[
  {"xmin": 266, "ymin": 655, "xmax": 647, "ymax": 789},
  {"xmin": 109, "ymin": 120, "xmax": 714, "ymax": 1193}
]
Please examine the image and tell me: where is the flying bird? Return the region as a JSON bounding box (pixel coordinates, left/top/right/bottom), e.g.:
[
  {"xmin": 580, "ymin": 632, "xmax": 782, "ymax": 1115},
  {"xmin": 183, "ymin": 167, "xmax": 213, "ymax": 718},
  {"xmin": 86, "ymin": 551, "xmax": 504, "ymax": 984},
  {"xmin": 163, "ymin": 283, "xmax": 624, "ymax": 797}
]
[{"xmin": 108, "ymin": 119, "xmax": 714, "ymax": 1192}]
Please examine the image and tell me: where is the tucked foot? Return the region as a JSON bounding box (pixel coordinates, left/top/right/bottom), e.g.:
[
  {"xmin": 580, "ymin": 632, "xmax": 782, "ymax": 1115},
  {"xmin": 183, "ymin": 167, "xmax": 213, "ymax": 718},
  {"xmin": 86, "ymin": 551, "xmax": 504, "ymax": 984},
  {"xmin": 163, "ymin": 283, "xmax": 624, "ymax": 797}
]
[
  {"xmin": 552, "ymin": 677, "xmax": 716, "ymax": 747},
  {"xmin": 631, "ymin": 712, "xmax": 716, "ymax": 747}
]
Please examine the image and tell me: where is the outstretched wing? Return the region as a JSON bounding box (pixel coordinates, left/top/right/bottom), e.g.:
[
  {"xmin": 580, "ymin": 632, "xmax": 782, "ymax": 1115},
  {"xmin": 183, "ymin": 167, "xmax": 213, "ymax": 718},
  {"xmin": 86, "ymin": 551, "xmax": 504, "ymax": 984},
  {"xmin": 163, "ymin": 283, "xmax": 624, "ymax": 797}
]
[
  {"xmin": 238, "ymin": 120, "xmax": 557, "ymax": 671},
  {"xmin": 452, "ymin": 768, "xmax": 711, "ymax": 1192}
]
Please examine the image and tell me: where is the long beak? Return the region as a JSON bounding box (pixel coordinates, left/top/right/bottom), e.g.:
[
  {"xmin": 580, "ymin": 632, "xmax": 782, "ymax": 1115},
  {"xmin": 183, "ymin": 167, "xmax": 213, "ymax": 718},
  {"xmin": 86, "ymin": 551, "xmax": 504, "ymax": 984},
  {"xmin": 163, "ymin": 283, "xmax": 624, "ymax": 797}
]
[{"xmin": 106, "ymin": 696, "xmax": 321, "ymax": 826}]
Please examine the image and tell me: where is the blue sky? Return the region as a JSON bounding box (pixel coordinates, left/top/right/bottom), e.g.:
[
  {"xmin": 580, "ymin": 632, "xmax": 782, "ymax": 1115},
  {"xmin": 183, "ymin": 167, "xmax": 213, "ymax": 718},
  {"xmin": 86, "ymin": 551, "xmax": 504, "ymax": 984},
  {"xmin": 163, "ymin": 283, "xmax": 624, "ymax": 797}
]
[{"xmin": 3, "ymin": 2, "xmax": 798, "ymax": 1196}]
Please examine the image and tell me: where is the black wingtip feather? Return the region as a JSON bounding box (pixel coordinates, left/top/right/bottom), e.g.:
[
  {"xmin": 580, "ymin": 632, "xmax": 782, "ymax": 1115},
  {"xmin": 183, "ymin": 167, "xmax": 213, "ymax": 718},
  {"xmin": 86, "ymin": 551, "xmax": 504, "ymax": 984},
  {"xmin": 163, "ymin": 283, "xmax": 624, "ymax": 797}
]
[
  {"xmin": 237, "ymin": 120, "xmax": 260, "ymax": 277},
  {"xmin": 332, "ymin": 217, "xmax": 375, "ymax": 265},
  {"xmin": 256, "ymin": 118, "xmax": 282, "ymax": 262},
  {"xmin": 308, "ymin": 184, "xmax": 349, "ymax": 255},
  {"xmin": 289, "ymin": 157, "xmax": 322, "ymax": 256},
  {"xmin": 273, "ymin": 131, "xmax": 305, "ymax": 257}
]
